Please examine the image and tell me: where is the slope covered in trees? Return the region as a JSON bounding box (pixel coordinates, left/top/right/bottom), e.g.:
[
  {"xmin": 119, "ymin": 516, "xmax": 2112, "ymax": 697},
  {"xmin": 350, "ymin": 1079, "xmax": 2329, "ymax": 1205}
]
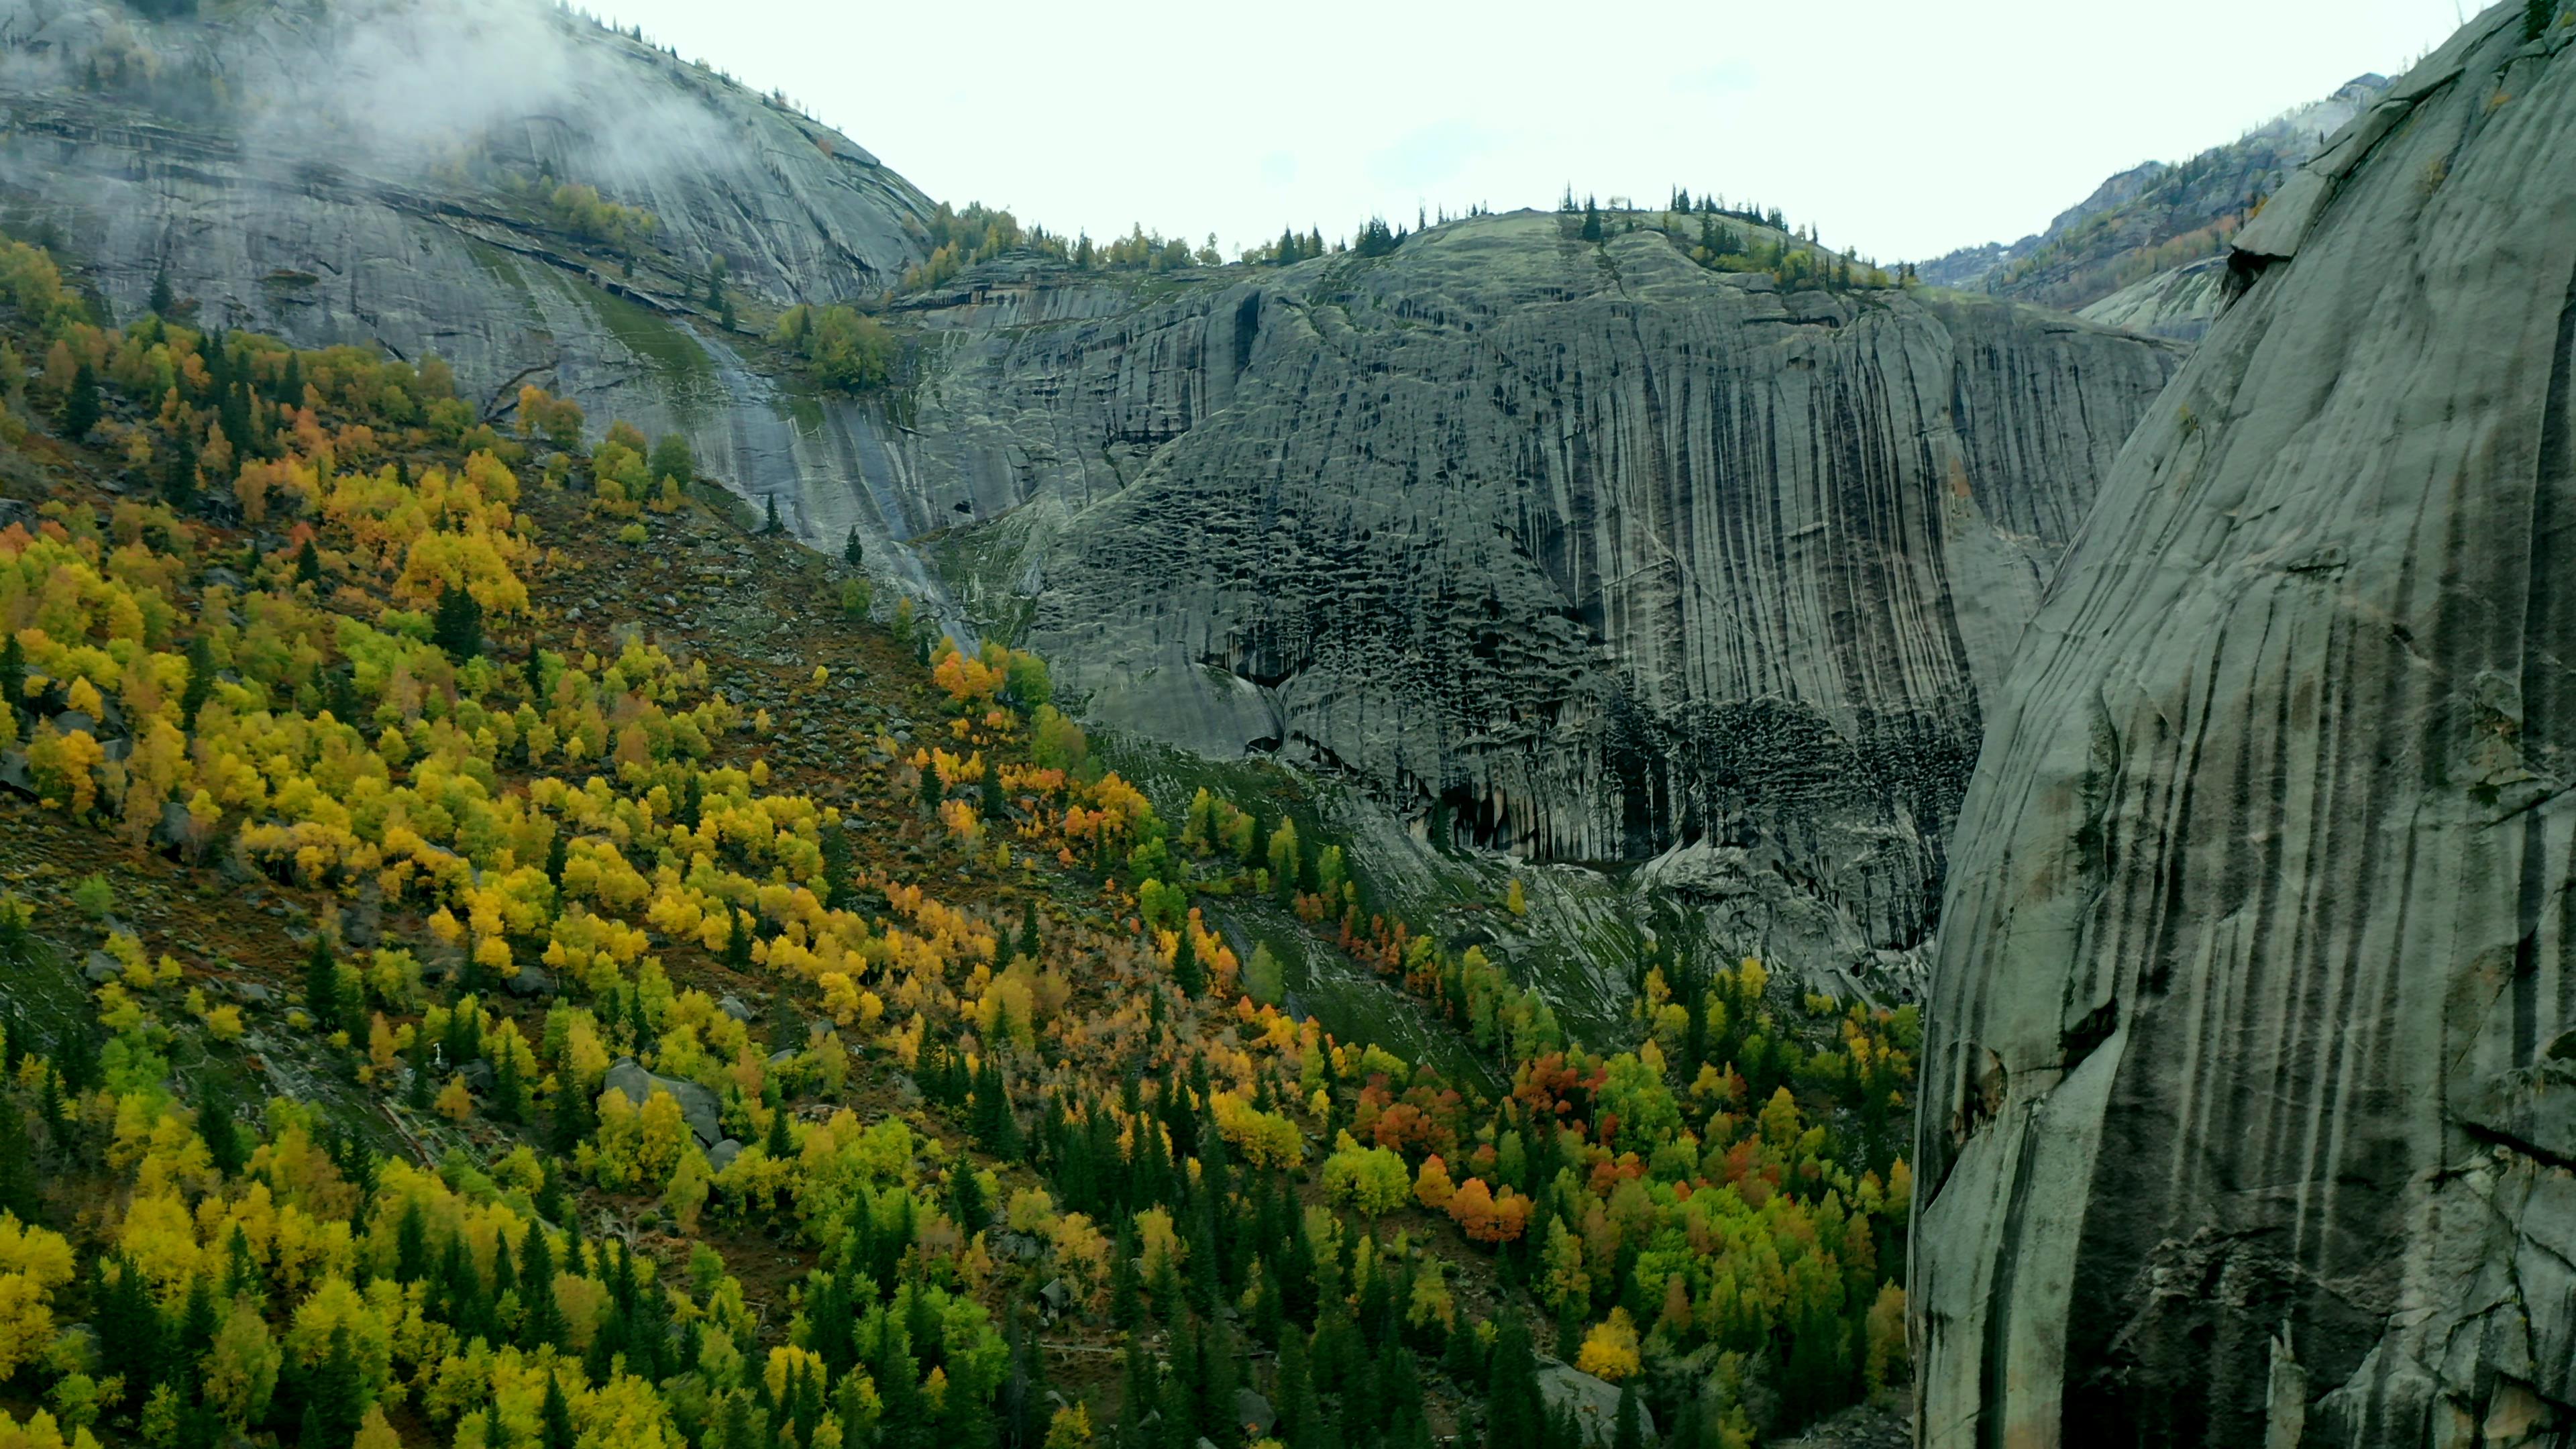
[{"xmin": 0, "ymin": 225, "xmax": 1917, "ymax": 1449}]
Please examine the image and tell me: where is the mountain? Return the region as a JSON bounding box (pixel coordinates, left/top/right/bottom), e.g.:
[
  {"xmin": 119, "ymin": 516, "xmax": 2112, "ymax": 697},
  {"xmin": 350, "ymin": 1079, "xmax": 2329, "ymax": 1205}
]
[
  {"xmin": 1913, "ymin": 3, "xmax": 2576, "ymax": 1439},
  {"xmin": 888, "ymin": 217, "xmax": 2181, "ymax": 1006},
  {"xmin": 1916, "ymin": 73, "xmax": 2390, "ymax": 337},
  {"xmin": 0, "ymin": 0, "xmax": 2186, "ymax": 1014}
]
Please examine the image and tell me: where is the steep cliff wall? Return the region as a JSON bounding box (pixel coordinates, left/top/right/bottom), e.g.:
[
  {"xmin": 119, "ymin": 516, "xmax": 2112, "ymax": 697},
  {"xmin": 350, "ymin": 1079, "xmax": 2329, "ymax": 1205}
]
[
  {"xmin": 1914, "ymin": 4, "xmax": 2576, "ymax": 1441},
  {"xmin": 881, "ymin": 217, "xmax": 2180, "ymax": 987}
]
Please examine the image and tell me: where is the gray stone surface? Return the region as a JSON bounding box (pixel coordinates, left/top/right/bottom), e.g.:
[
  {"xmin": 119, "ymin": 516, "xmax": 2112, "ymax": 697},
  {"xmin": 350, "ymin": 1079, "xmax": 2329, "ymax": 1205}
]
[
  {"xmin": 602, "ymin": 1057, "xmax": 722, "ymax": 1146},
  {"xmin": 1532, "ymin": 1358, "xmax": 1648, "ymax": 1448},
  {"xmin": 2076, "ymin": 255, "xmax": 2229, "ymax": 341},
  {"xmin": 1914, "ymin": 7, "xmax": 2576, "ymax": 1442},
  {"xmin": 892, "ymin": 216, "xmax": 2176, "ymax": 982}
]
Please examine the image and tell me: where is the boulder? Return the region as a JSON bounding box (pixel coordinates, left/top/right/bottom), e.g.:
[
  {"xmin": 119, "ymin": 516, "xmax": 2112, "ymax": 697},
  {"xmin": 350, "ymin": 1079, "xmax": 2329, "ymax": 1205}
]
[
  {"xmin": 506, "ymin": 965, "xmax": 555, "ymax": 999},
  {"xmin": 707, "ymin": 1138, "xmax": 743, "ymax": 1173},
  {"xmin": 602, "ymin": 1058, "xmax": 723, "ymax": 1146},
  {"xmin": 717, "ymin": 995, "xmax": 753, "ymax": 1022},
  {"xmin": 1232, "ymin": 1389, "xmax": 1275, "ymax": 1438},
  {"xmin": 82, "ymin": 951, "xmax": 121, "ymax": 985},
  {"xmin": 1532, "ymin": 1358, "xmax": 1646, "ymax": 1448},
  {"xmin": 1914, "ymin": 10, "xmax": 2576, "ymax": 1443}
]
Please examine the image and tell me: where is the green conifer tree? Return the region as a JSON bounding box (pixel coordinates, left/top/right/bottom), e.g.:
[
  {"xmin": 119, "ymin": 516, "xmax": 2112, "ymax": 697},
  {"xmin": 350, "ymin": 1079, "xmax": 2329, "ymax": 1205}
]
[
  {"xmin": 432, "ymin": 582, "xmax": 484, "ymax": 661},
  {"xmin": 303, "ymin": 935, "xmax": 340, "ymax": 1036},
  {"xmin": 1173, "ymin": 926, "xmax": 1205, "ymax": 998},
  {"xmin": 60, "ymin": 362, "xmax": 100, "ymax": 437}
]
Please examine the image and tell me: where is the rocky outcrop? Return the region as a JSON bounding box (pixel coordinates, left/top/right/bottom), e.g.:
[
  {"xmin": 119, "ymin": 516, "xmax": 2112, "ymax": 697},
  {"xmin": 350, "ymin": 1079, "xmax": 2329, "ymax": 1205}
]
[
  {"xmin": 1914, "ymin": 5, "xmax": 2576, "ymax": 1442},
  {"xmin": 603, "ymin": 1058, "xmax": 722, "ymax": 1146},
  {"xmin": 892, "ymin": 219, "xmax": 2178, "ymax": 985},
  {"xmin": 2076, "ymin": 254, "xmax": 2229, "ymax": 341}
]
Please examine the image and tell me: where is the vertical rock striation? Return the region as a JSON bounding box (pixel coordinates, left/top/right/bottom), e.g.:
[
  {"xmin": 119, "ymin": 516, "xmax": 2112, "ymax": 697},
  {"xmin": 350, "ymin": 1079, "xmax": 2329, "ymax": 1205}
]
[
  {"xmin": 1915, "ymin": 4, "xmax": 2576, "ymax": 1441},
  {"xmin": 886, "ymin": 217, "xmax": 2179, "ymax": 985}
]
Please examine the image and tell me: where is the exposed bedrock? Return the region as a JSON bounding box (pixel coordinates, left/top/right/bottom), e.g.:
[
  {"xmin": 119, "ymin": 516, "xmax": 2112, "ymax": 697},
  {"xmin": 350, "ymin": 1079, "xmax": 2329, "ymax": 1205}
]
[
  {"xmin": 887, "ymin": 216, "xmax": 2180, "ymax": 984},
  {"xmin": 1913, "ymin": 5, "xmax": 2576, "ymax": 1442}
]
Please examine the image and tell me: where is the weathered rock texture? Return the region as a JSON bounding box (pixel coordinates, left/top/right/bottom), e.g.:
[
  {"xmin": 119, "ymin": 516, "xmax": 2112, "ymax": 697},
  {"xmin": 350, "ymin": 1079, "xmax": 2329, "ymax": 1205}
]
[
  {"xmin": 1914, "ymin": 5, "xmax": 2576, "ymax": 1442},
  {"xmin": 2077, "ymin": 254, "xmax": 2229, "ymax": 341},
  {"xmin": 887, "ymin": 219, "xmax": 2180, "ymax": 983}
]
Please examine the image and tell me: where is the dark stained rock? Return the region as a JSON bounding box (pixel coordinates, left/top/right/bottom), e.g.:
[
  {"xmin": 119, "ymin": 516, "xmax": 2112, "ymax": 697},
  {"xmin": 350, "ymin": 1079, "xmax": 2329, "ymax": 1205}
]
[{"xmin": 1914, "ymin": 8, "xmax": 2576, "ymax": 1442}]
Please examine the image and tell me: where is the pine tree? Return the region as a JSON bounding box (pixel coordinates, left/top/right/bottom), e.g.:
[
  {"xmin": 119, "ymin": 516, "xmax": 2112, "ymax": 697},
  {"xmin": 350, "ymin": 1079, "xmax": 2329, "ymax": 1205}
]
[
  {"xmin": 150, "ymin": 264, "xmax": 175, "ymax": 317},
  {"xmin": 539, "ymin": 1374, "xmax": 577, "ymax": 1449},
  {"xmin": 1580, "ymin": 201, "xmax": 1603, "ymax": 244},
  {"xmin": 303, "ymin": 935, "xmax": 341, "ymax": 1035},
  {"xmin": 919, "ymin": 761, "xmax": 945, "ymax": 812},
  {"xmin": 820, "ymin": 822, "xmax": 854, "ymax": 909},
  {"xmin": 60, "ymin": 362, "xmax": 100, "ymax": 437},
  {"xmin": 1110, "ymin": 1221, "xmax": 1142, "ymax": 1329},
  {"xmin": 296, "ymin": 539, "xmax": 323, "ymax": 588},
  {"xmin": 0, "ymin": 633, "xmax": 23, "ymax": 721},
  {"xmin": 1484, "ymin": 1316, "xmax": 1541, "ymax": 1449},
  {"xmin": 313, "ymin": 1324, "xmax": 365, "ymax": 1444},
  {"xmin": 0, "ymin": 1097, "xmax": 38, "ymax": 1224},
  {"xmin": 948, "ymin": 1162, "xmax": 987, "ymax": 1235},
  {"xmin": 197, "ymin": 1081, "xmax": 246, "ymax": 1177},
  {"xmin": 724, "ymin": 907, "xmax": 755, "ymax": 972},
  {"xmin": 1613, "ymin": 1377, "xmax": 1647, "ymax": 1449},
  {"xmin": 763, "ymin": 493, "xmax": 784, "ymax": 535},
  {"xmin": 493, "ymin": 1049, "xmax": 526, "ymax": 1123},
  {"xmin": 432, "ymin": 582, "xmax": 484, "ymax": 661},
  {"xmin": 394, "ymin": 1201, "xmax": 429, "ymax": 1283},
  {"xmin": 1018, "ymin": 900, "xmax": 1040, "ymax": 963},
  {"xmin": 1173, "ymin": 926, "xmax": 1205, "ymax": 998},
  {"xmin": 843, "ymin": 527, "xmax": 864, "ymax": 567},
  {"xmin": 2528, "ymin": 0, "xmax": 2558, "ymax": 40},
  {"xmin": 164, "ymin": 422, "xmax": 199, "ymax": 505},
  {"xmin": 521, "ymin": 1229, "xmax": 566, "ymax": 1348}
]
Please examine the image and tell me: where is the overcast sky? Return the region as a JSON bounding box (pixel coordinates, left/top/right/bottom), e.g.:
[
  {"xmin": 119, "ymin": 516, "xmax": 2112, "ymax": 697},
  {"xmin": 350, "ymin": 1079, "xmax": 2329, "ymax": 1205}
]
[{"xmin": 592, "ymin": 0, "xmax": 2469, "ymax": 265}]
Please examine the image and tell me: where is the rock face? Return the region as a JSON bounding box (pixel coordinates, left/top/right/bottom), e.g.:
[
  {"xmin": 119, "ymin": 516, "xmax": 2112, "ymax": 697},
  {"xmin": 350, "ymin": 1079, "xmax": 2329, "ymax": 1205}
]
[
  {"xmin": 896, "ymin": 217, "xmax": 2178, "ymax": 981},
  {"xmin": 2076, "ymin": 254, "xmax": 2229, "ymax": 341},
  {"xmin": 1914, "ymin": 7, "xmax": 2576, "ymax": 1442}
]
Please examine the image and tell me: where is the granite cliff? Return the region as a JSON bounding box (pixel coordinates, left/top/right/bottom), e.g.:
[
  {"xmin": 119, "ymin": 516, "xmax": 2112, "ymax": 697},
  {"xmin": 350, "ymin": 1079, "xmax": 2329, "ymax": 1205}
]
[
  {"xmin": 1914, "ymin": 3, "xmax": 2576, "ymax": 1440},
  {"xmin": 883, "ymin": 220, "xmax": 2180, "ymax": 998}
]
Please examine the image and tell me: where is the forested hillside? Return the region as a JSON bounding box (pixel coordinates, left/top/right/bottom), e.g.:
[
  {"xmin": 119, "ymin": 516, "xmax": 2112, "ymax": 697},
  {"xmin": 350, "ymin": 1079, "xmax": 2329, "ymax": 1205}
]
[{"xmin": 0, "ymin": 227, "xmax": 1917, "ymax": 1449}]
